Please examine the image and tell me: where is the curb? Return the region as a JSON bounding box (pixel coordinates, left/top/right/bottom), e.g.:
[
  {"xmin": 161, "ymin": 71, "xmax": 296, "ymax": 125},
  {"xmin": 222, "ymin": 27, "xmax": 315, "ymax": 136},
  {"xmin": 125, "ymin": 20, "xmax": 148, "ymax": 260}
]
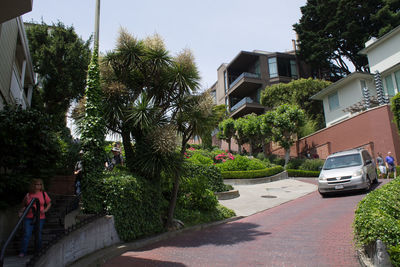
[
  {"xmin": 69, "ymin": 215, "xmax": 245, "ymax": 267},
  {"xmin": 223, "ymin": 171, "xmax": 288, "ymax": 185},
  {"xmin": 215, "ymin": 189, "xmax": 240, "ymax": 200}
]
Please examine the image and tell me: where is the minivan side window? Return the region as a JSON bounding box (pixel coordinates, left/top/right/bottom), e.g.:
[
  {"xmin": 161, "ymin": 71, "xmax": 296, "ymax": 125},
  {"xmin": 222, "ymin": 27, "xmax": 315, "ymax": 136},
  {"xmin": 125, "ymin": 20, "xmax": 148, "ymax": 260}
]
[{"xmin": 362, "ymin": 151, "xmax": 372, "ymax": 163}]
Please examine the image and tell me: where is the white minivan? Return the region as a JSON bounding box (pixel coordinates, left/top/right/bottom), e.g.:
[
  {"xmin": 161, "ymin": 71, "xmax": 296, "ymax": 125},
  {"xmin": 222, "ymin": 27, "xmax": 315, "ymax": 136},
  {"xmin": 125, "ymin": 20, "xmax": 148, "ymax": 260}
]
[{"xmin": 318, "ymin": 148, "xmax": 378, "ymax": 197}]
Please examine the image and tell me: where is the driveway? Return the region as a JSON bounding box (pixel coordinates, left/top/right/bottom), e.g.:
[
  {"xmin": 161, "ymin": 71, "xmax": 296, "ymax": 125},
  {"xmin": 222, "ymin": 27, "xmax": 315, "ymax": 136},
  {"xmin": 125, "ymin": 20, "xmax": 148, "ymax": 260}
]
[{"xmin": 103, "ymin": 179, "xmax": 387, "ymax": 267}]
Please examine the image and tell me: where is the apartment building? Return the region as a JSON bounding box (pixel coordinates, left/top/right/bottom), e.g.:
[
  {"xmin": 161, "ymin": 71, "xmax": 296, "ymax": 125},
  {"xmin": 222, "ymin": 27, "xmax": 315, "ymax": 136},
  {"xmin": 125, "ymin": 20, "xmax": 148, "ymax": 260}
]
[
  {"xmin": 210, "ymin": 50, "xmax": 311, "ymax": 118},
  {"xmin": 0, "ymin": 0, "xmax": 35, "ymax": 110}
]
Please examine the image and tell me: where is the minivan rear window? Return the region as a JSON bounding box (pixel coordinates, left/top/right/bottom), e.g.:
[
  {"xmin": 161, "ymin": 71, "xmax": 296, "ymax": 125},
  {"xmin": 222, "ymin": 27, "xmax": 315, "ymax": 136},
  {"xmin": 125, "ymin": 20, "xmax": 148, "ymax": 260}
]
[{"xmin": 323, "ymin": 154, "xmax": 362, "ymax": 170}]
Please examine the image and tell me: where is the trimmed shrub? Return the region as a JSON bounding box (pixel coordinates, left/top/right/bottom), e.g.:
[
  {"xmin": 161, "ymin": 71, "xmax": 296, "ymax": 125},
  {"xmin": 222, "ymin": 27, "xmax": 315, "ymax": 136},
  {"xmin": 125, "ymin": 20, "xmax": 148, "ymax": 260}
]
[
  {"xmin": 222, "ymin": 166, "xmax": 284, "ymax": 179},
  {"xmin": 174, "ymin": 204, "xmax": 235, "ymax": 227},
  {"xmin": 184, "ymin": 163, "xmax": 228, "ymax": 192},
  {"xmin": 186, "ymin": 153, "xmax": 214, "ymax": 166},
  {"xmin": 178, "ymin": 175, "xmax": 218, "ymax": 211},
  {"xmin": 217, "ymin": 155, "xmax": 267, "ymax": 172},
  {"xmin": 287, "ymin": 169, "xmax": 320, "ymax": 177},
  {"xmin": 286, "ymin": 158, "xmax": 305, "ymax": 170},
  {"xmin": 353, "ymin": 179, "xmax": 400, "ymax": 266},
  {"xmin": 299, "ymin": 159, "xmax": 325, "ymax": 171},
  {"xmin": 256, "ymin": 153, "xmax": 265, "ymax": 161},
  {"xmin": 103, "ymin": 171, "xmax": 163, "ymax": 241},
  {"xmin": 267, "ymin": 154, "xmax": 285, "ymax": 166}
]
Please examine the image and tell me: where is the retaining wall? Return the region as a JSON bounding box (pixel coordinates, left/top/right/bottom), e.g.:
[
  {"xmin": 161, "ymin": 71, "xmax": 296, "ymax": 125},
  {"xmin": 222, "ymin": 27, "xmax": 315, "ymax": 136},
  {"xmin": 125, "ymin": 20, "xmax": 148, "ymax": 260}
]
[{"xmin": 35, "ymin": 215, "xmax": 121, "ymax": 267}]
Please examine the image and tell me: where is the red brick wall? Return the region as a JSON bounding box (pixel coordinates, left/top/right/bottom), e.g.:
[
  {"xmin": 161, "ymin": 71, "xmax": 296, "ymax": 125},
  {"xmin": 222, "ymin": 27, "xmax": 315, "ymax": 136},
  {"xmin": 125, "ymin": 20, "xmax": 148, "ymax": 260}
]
[
  {"xmin": 297, "ymin": 105, "xmax": 400, "ymax": 162},
  {"xmin": 214, "ymin": 105, "xmax": 400, "ymax": 163}
]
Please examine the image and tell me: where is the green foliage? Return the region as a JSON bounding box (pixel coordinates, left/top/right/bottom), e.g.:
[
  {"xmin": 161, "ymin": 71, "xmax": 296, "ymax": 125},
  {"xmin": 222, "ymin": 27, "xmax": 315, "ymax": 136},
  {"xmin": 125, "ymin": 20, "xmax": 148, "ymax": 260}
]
[
  {"xmin": 183, "ymin": 163, "xmax": 228, "ymax": 193},
  {"xmin": 354, "ymin": 179, "xmax": 400, "ymax": 265},
  {"xmin": 286, "ymin": 158, "xmax": 306, "ymax": 170},
  {"xmin": 26, "ymin": 21, "xmax": 91, "ymax": 129},
  {"xmin": 266, "ymin": 155, "xmax": 286, "ymax": 166},
  {"xmin": 299, "ymin": 115, "xmax": 319, "ymax": 138},
  {"xmin": 186, "ymin": 153, "xmax": 214, "ymax": 166},
  {"xmin": 299, "ymin": 159, "xmax": 325, "ymax": 171},
  {"xmin": 103, "ymin": 171, "xmax": 163, "ymax": 241},
  {"xmin": 391, "ymin": 93, "xmax": 400, "ymax": 133},
  {"xmin": 0, "ymin": 106, "xmax": 60, "ymax": 208},
  {"xmin": 174, "ymin": 204, "xmax": 235, "ymax": 227},
  {"xmin": 261, "ymin": 79, "xmax": 330, "ymax": 129},
  {"xmin": 81, "ymin": 45, "xmax": 107, "ymax": 213},
  {"xmin": 293, "ymin": 0, "xmax": 400, "ymax": 79},
  {"xmin": 217, "ymin": 118, "xmax": 236, "ymax": 151},
  {"xmin": 217, "ymin": 155, "xmax": 267, "ymax": 172},
  {"xmin": 286, "ymin": 169, "xmax": 320, "ymax": 177},
  {"xmin": 55, "ymin": 131, "xmax": 80, "ymax": 175},
  {"xmin": 178, "ymin": 176, "xmax": 218, "ymax": 211},
  {"xmin": 267, "ymin": 104, "xmax": 306, "ymax": 164},
  {"xmin": 221, "ymin": 166, "xmax": 284, "ymax": 179}
]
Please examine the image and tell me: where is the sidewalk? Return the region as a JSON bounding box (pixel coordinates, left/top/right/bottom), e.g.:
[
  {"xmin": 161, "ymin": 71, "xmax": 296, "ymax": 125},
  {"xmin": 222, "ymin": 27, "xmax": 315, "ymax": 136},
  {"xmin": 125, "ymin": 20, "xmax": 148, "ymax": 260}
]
[{"xmin": 219, "ymin": 178, "xmax": 317, "ymax": 216}]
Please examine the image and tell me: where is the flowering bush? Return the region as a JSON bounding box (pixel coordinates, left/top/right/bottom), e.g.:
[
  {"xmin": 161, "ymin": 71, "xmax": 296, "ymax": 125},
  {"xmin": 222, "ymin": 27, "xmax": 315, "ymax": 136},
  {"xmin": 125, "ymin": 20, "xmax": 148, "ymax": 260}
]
[{"xmin": 214, "ymin": 152, "xmax": 235, "ymax": 163}]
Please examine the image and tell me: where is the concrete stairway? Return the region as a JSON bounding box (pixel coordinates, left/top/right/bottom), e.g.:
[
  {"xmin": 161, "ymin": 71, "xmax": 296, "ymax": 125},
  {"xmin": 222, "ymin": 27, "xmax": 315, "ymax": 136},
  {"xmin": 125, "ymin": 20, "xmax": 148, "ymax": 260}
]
[{"xmin": 3, "ymin": 194, "xmax": 77, "ymax": 266}]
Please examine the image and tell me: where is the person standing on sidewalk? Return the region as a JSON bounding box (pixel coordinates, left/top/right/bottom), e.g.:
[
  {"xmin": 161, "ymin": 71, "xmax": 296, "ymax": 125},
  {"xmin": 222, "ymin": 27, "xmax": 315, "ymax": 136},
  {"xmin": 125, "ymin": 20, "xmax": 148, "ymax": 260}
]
[
  {"xmin": 385, "ymin": 151, "xmax": 396, "ymax": 179},
  {"xmin": 18, "ymin": 179, "xmax": 51, "ymax": 257},
  {"xmin": 376, "ymin": 152, "xmax": 386, "ymax": 179}
]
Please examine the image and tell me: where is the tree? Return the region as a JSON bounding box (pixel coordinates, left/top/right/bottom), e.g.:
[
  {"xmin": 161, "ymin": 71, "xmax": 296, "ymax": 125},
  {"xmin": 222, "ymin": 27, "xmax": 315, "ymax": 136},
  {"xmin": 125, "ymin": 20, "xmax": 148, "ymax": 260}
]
[
  {"xmin": 259, "ymin": 112, "xmax": 274, "ymax": 157},
  {"xmin": 241, "ymin": 114, "xmax": 262, "ymax": 156},
  {"xmin": 167, "ymin": 93, "xmax": 216, "ymax": 228},
  {"xmin": 293, "ymin": 0, "xmax": 400, "ymax": 80},
  {"xmin": 268, "ymin": 104, "xmax": 305, "ymax": 167},
  {"xmin": 26, "ymin": 21, "xmax": 91, "ymax": 129},
  {"xmin": 80, "ymin": 44, "xmax": 106, "ymax": 213},
  {"xmin": 199, "ymin": 104, "xmax": 227, "ymax": 149},
  {"xmin": 233, "ymin": 117, "xmax": 249, "ymax": 155},
  {"xmin": 87, "ymin": 29, "xmax": 205, "ymax": 228},
  {"xmin": 217, "ymin": 118, "xmax": 236, "ymax": 152},
  {"xmin": 260, "ymin": 78, "xmax": 331, "ymax": 129}
]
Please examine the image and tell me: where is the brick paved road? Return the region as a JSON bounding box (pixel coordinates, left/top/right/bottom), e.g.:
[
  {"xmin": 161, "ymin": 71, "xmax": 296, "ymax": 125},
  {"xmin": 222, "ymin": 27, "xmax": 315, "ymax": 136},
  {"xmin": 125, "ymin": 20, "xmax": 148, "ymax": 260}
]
[{"xmin": 103, "ymin": 179, "xmax": 387, "ymax": 267}]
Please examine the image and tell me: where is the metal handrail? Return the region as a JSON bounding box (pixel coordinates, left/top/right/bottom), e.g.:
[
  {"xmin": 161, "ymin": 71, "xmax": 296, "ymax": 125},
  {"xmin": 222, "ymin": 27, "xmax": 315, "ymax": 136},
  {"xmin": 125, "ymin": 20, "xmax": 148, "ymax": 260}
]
[{"xmin": 0, "ymin": 198, "xmax": 40, "ymax": 267}]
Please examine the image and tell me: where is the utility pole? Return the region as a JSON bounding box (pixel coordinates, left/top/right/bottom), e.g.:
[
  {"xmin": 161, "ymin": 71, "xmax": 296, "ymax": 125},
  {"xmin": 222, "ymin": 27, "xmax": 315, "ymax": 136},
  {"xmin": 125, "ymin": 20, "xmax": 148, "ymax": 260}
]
[{"xmin": 94, "ymin": 0, "xmax": 100, "ymax": 48}]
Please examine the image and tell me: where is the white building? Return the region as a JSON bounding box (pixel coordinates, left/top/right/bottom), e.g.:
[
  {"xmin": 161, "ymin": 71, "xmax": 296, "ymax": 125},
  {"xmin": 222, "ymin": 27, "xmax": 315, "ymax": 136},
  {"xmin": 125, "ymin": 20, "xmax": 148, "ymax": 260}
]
[
  {"xmin": 0, "ymin": 0, "xmax": 35, "ymax": 109},
  {"xmin": 311, "ymin": 25, "xmax": 400, "ymax": 127}
]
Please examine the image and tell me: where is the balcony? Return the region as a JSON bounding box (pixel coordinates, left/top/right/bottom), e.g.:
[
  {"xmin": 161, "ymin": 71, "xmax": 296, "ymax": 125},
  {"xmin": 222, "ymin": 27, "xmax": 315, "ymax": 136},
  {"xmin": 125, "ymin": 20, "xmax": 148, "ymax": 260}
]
[
  {"xmin": 229, "ymin": 97, "xmax": 266, "ymax": 119},
  {"xmin": 0, "ymin": 0, "xmax": 33, "ymax": 23},
  {"xmin": 227, "ymin": 72, "xmax": 263, "ymax": 98}
]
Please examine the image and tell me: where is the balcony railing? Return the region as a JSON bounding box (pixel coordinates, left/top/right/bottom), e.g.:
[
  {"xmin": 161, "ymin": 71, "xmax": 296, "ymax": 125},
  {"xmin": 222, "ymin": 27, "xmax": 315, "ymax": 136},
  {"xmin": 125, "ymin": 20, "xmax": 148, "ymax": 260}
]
[
  {"xmin": 230, "ymin": 97, "xmax": 254, "ymax": 112},
  {"xmin": 229, "ymin": 72, "xmax": 260, "ymax": 89}
]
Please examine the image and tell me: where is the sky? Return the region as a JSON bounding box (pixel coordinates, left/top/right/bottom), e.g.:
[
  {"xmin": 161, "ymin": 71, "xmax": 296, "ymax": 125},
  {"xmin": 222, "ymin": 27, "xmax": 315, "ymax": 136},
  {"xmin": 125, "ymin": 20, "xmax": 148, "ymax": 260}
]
[{"xmin": 23, "ymin": 0, "xmax": 307, "ymax": 90}]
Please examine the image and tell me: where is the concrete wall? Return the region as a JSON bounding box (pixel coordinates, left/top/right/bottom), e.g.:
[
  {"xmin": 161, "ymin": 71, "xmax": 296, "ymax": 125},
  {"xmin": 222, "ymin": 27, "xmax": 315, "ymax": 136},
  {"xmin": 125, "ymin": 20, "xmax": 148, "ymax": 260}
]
[
  {"xmin": 35, "ymin": 215, "xmax": 121, "ymax": 267},
  {"xmin": 0, "ymin": 205, "xmax": 20, "ymax": 247}
]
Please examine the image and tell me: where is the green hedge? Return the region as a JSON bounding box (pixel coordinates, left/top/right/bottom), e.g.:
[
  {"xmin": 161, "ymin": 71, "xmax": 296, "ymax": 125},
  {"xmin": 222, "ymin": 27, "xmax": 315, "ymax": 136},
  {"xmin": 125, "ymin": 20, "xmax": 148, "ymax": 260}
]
[
  {"xmin": 353, "ymin": 179, "xmax": 400, "ymax": 266},
  {"xmin": 222, "ymin": 166, "xmax": 284, "ymax": 179},
  {"xmin": 103, "ymin": 171, "xmax": 163, "ymax": 241},
  {"xmin": 287, "ymin": 169, "xmax": 320, "ymax": 177}
]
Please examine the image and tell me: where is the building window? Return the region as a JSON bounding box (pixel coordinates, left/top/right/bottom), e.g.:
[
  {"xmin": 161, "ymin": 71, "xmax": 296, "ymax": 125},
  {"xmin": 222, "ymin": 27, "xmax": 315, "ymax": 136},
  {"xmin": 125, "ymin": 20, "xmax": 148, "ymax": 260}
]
[
  {"xmin": 268, "ymin": 57, "xmax": 278, "ymax": 78},
  {"xmin": 328, "ymin": 92, "xmax": 339, "ymax": 111},
  {"xmin": 224, "ymin": 71, "xmax": 228, "ymax": 93},
  {"xmin": 225, "ymin": 97, "xmax": 229, "ymax": 111},
  {"xmin": 385, "ymin": 75, "xmax": 395, "ymax": 96},
  {"xmin": 290, "ymin": 60, "xmax": 298, "ymax": 78},
  {"xmin": 395, "ymin": 70, "xmax": 400, "ymax": 92}
]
